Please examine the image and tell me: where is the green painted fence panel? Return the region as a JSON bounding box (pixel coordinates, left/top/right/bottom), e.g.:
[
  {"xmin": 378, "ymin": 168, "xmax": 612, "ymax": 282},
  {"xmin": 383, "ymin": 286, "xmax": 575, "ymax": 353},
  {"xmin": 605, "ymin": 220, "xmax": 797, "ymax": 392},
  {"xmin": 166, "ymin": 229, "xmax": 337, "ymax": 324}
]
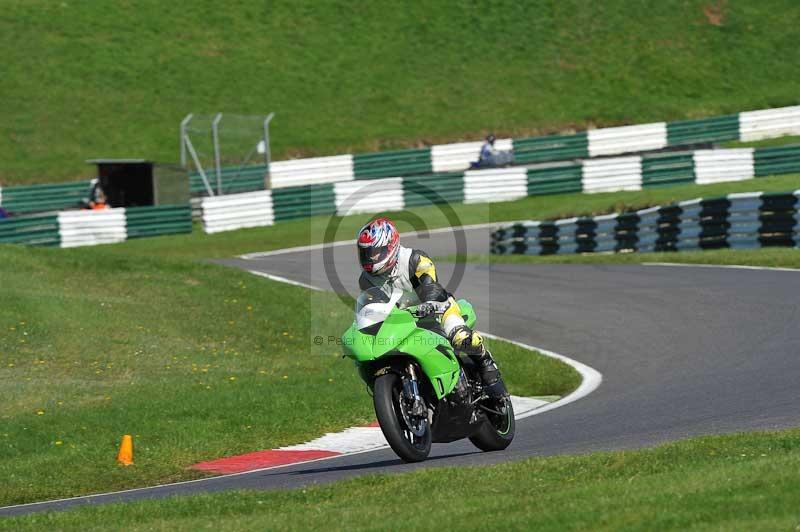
[
  {"xmin": 271, "ymin": 183, "xmax": 336, "ymax": 222},
  {"xmin": 402, "ymin": 173, "xmax": 465, "ymax": 207},
  {"xmin": 2, "ymin": 181, "xmax": 90, "ymax": 214},
  {"xmin": 666, "ymin": 114, "xmax": 739, "ymax": 146},
  {"xmin": 189, "ymin": 165, "xmax": 266, "ymax": 196},
  {"xmin": 125, "ymin": 204, "xmax": 193, "ymax": 239},
  {"xmin": 527, "ymin": 162, "xmax": 583, "ymax": 195},
  {"xmin": 353, "ymin": 148, "xmax": 432, "ymax": 179},
  {"xmin": 0, "ymin": 214, "xmax": 60, "ymax": 246},
  {"xmin": 513, "ymin": 132, "xmax": 589, "ymax": 164},
  {"xmin": 641, "ymin": 152, "xmax": 696, "ymax": 187},
  {"xmin": 753, "ymin": 145, "xmax": 800, "ymax": 177}
]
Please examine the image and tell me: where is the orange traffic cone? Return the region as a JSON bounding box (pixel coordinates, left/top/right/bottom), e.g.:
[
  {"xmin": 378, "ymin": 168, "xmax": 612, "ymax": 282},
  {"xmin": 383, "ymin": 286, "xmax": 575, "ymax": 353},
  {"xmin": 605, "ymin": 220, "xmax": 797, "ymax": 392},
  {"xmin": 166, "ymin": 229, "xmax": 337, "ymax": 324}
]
[{"xmin": 117, "ymin": 435, "xmax": 133, "ymax": 466}]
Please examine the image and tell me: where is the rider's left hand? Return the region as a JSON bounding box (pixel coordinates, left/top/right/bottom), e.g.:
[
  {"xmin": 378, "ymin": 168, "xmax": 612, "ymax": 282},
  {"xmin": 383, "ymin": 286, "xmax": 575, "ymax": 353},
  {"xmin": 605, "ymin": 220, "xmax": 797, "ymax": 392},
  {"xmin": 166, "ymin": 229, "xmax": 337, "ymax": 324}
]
[{"xmin": 416, "ymin": 303, "xmax": 436, "ymax": 317}]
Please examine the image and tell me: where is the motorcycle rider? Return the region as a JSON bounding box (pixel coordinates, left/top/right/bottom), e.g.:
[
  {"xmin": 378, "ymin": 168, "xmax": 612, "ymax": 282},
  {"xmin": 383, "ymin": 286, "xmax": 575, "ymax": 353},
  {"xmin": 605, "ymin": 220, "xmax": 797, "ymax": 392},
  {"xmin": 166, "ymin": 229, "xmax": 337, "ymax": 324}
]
[{"xmin": 356, "ymin": 217, "xmax": 509, "ymax": 398}]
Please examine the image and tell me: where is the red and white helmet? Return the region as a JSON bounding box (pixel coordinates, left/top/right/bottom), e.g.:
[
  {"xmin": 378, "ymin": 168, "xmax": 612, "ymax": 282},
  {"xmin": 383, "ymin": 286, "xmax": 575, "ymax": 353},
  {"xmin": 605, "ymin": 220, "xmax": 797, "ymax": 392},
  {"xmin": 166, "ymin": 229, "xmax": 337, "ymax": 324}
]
[{"xmin": 357, "ymin": 217, "xmax": 400, "ymax": 275}]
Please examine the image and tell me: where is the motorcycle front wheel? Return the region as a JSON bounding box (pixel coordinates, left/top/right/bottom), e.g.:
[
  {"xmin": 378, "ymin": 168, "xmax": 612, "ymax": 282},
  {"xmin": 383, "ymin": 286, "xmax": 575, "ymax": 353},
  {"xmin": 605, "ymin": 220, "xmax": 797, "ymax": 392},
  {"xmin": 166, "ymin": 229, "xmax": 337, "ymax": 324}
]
[{"xmin": 373, "ymin": 372, "xmax": 431, "ymax": 462}]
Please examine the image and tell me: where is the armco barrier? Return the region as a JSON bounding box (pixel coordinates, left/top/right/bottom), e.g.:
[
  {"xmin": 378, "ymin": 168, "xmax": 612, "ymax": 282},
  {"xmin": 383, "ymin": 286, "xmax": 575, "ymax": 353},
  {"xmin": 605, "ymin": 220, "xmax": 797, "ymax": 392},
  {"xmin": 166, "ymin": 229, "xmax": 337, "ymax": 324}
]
[
  {"xmin": 199, "ymin": 144, "xmax": 800, "ymax": 235},
  {"xmin": 513, "ymin": 133, "xmax": 588, "ymax": 164},
  {"xmin": 0, "ymin": 214, "xmax": 61, "ymax": 246},
  {"xmin": 739, "ymin": 107, "xmax": 800, "ymax": 142},
  {"xmin": 271, "ymin": 155, "xmax": 354, "ymax": 188},
  {"xmin": 271, "ymin": 183, "xmax": 336, "ymax": 222},
  {"xmin": 189, "ymin": 166, "xmax": 266, "ymax": 196},
  {"xmin": 587, "ymin": 122, "xmax": 667, "ymax": 157},
  {"xmin": 666, "ymin": 114, "xmax": 740, "ymax": 145},
  {"xmin": 463, "ymin": 167, "xmax": 527, "ymax": 203},
  {"xmin": 527, "ymin": 162, "xmax": 583, "ymax": 195},
  {"xmin": 186, "ymin": 104, "xmax": 800, "ymax": 195},
  {"xmin": 334, "ymin": 178, "xmax": 404, "ymax": 216},
  {"xmin": 754, "ymin": 145, "xmax": 800, "ymax": 176},
  {"xmin": 402, "ymin": 173, "xmax": 465, "ymax": 207},
  {"xmin": 354, "ymin": 148, "xmax": 432, "ymax": 179},
  {"xmin": 431, "ymin": 139, "xmax": 513, "ymax": 173},
  {"xmin": 0, "ymin": 181, "xmax": 91, "ymax": 215},
  {"xmin": 491, "ymin": 191, "xmax": 800, "ymax": 255},
  {"xmin": 693, "ymin": 149, "xmax": 754, "ymax": 185},
  {"xmin": 201, "ymin": 190, "xmax": 274, "ymax": 234},
  {"xmin": 0, "ymin": 204, "xmax": 192, "ymax": 248},
  {"xmin": 58, "ymin": 209, "xmax": 127, "ymax": 248},
  {"xmin": 641, "ymin": 152, "xmax": 695, "ymax": 187},
  {"xmin": 581, "ymin": 156, "xmax": 642, "ymax": 193},
  {"xmin": 125, "ymin": 204, "xmax": 193, "ymax": 239}
]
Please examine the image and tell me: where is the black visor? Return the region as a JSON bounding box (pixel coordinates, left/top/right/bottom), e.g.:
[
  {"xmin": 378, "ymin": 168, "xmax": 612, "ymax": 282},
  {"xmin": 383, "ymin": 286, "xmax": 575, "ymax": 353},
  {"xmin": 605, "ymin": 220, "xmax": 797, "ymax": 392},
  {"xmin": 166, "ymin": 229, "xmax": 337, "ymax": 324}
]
[{"xmin": 359, "ymin": 245, "xmax": 391, "ymax": 269}]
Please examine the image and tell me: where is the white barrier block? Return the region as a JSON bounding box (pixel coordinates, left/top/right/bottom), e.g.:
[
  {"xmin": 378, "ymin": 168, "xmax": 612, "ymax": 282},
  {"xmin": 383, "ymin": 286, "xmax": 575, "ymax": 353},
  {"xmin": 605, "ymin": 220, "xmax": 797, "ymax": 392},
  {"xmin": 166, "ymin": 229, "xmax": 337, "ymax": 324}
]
[
  {"xmin": 334, "ymin": 177, "xmax": 404, "ymax": 216},
  {"xmin": 739, "ymin": 106, "xmax": 800, "ymax": 142},
  {"xmin": 587, "ymin": 122, "xmax": 667, "ymax": 157},
  {"xmin": 201, "ymin": 190, "xmax": 274, "ymax": 234},
  {"xmin": 463, "ymin": 167, "xmax": 527, "ymax": 204},
  {"xmin": 58, "ymin": 208, "xmax": 127, "ymax": 248},
  {"xmin": 431, "ymin": 138, "xmax": 512, "ymax": 173},
  {"xmin": 693, "ymin": 149, "xmax": 754, "ymax": 185},
  {"xmin": 581, "ymin": 156, "xmax": 642, "ymax": 193},
  {"xmin": 270, "ymin": 154, "xmax": 354, "ymax": 188}
]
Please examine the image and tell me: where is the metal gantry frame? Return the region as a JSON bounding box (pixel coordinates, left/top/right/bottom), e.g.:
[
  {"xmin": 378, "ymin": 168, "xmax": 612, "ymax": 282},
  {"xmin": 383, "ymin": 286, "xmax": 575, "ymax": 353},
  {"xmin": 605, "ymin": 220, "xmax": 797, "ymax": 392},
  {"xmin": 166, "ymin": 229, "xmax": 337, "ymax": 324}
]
[
  {"xmin": 263, "ymin": 112, "xmax": 275, "ymax": 189},
  {"xmin": 180, "ymin": 112, "xmax": 275, "ymax": 196}
]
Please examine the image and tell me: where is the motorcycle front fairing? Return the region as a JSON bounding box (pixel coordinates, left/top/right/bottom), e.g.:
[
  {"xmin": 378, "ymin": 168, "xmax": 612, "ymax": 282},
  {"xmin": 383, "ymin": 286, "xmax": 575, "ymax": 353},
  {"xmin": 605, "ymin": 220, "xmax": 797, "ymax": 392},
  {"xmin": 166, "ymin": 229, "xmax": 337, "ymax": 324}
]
[{"xmin": 342, "ymin": 289, "xmax": 462, "ymax": 399}]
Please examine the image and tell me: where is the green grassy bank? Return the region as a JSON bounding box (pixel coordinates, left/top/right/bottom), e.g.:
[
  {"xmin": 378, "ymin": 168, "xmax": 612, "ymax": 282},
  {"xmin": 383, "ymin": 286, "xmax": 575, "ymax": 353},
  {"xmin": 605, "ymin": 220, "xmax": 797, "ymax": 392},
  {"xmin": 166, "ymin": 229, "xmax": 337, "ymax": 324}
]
[
  {"xmin": 3, "ymin": 428, "xmax": 799, "ymax": 531},
  {"xmin": 2, "ymin": 0, "xmax": 799, "ymax": 184}
]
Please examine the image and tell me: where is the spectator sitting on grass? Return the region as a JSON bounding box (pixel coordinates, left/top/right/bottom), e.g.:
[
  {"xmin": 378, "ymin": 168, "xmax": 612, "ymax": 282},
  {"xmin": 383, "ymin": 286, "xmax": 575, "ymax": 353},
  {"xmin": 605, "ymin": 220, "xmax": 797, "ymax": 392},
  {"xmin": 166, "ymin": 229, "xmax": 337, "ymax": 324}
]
[{"xmin": 479, "ymin": 133, "xmax": 497, "ymax": 163}]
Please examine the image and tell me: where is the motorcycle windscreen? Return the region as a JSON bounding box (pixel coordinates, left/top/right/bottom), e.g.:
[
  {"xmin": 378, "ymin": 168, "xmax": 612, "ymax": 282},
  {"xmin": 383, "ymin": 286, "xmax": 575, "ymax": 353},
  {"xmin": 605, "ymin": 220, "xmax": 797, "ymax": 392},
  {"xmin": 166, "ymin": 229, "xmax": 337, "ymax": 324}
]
[{"xmin": 354, "ymin": 287, "xmax": 400, "ymax": 331}]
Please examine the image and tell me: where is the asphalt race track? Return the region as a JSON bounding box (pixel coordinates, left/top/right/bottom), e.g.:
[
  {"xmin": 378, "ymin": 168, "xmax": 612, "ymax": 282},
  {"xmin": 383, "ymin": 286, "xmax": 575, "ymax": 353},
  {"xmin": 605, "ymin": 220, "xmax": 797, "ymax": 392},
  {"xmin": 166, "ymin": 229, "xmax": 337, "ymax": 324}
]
[{"xmin": 4, "ymin": 225, "xmax": 800, "ymax": 516}]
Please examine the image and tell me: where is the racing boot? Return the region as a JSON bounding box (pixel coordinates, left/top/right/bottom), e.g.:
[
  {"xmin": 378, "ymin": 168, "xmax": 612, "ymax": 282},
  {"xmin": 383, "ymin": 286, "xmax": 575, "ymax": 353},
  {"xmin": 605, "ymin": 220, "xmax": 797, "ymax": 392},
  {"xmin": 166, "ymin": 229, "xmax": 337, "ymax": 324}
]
[
  {"xmin": 472, "ymin": 349, "xmax": 509, "ymax": 399},
  {"xmin": 449, "ymin": 326, "xmax": 510, "ymax": 399}
]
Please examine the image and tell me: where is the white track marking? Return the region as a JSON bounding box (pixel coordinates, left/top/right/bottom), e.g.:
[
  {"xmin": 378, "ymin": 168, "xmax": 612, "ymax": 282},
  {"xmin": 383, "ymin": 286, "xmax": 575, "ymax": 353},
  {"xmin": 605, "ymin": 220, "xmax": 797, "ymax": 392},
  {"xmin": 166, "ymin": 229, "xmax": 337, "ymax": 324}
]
[
  {"xmin": 642, "ymin": 262, "xmax": 800, "ymax": 273},
  {"xmin": 239, "ymin": 222, "xmax": 504, "ymax": 259},
  {"xmin": 247, "ymin": 270, "xmax": 325, "ymax": 291},
  {"xmin": 277, "ymin": 395, "xmax": 552, "ymax": 455},
  {"xmin": 479, "ymin": 332, "xmax": 603, "ymax": 420}
]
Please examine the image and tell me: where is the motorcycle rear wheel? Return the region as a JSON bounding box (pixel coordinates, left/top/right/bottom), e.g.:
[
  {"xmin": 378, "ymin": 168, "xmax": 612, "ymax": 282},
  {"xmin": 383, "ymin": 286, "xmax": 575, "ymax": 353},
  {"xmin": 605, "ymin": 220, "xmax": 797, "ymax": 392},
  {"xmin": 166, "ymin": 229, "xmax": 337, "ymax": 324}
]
[
  {"xmin": 374, "ymin": 372, "xmax": 431, "ymax": 462},
  {"xmin": 469, "ymin": 398, "xmax": 515, "ymax": 451}
]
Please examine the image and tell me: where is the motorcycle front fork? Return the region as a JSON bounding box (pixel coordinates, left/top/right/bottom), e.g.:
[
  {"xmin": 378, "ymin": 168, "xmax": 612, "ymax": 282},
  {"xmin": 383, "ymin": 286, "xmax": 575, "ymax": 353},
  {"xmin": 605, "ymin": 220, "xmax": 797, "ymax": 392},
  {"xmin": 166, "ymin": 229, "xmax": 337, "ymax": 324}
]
[{"xmin": 403, "ymin": 363, "xmax": 427, "ymax": 417}]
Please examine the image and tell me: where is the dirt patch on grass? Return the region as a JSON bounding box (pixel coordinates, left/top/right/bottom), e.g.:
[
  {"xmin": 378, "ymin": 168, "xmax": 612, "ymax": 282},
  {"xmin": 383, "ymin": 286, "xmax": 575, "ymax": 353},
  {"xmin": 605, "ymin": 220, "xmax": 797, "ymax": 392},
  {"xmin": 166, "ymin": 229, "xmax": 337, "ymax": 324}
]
[{"xmin": 703, "ymin": 0, "xmax": 727, "ymax": 26}]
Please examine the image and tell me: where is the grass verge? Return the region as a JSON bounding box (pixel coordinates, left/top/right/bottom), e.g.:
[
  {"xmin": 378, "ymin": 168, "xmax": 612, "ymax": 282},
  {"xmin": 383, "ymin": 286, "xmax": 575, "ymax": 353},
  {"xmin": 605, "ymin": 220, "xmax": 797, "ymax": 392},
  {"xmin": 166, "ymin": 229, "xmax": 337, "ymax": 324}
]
[
  {"xmin": 0, "ymin": 243, "xmax": 577, "ymax": 507},
  {"xmin": 448, "ymin": 248, "xmax": 800, "ymax": 269},
  {"xmin": 3, "ymin": 428, "xmax": 800, "ymax": 530},
  {"xmin": 722, "ymin": 135, "xmax": 800, "ymax": 149},
  {"xmin": 2, "ymin": 1, "xmax": 800, "ymax": 184}
]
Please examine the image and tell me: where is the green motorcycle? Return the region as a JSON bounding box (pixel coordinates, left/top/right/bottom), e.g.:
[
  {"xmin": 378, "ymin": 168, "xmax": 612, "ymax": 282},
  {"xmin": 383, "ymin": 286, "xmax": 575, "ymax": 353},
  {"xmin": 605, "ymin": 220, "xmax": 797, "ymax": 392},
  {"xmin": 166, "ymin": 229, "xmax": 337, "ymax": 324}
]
[{"xmin": 341, "ymin": 287, "xmax": 514, "ymax": 462}]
